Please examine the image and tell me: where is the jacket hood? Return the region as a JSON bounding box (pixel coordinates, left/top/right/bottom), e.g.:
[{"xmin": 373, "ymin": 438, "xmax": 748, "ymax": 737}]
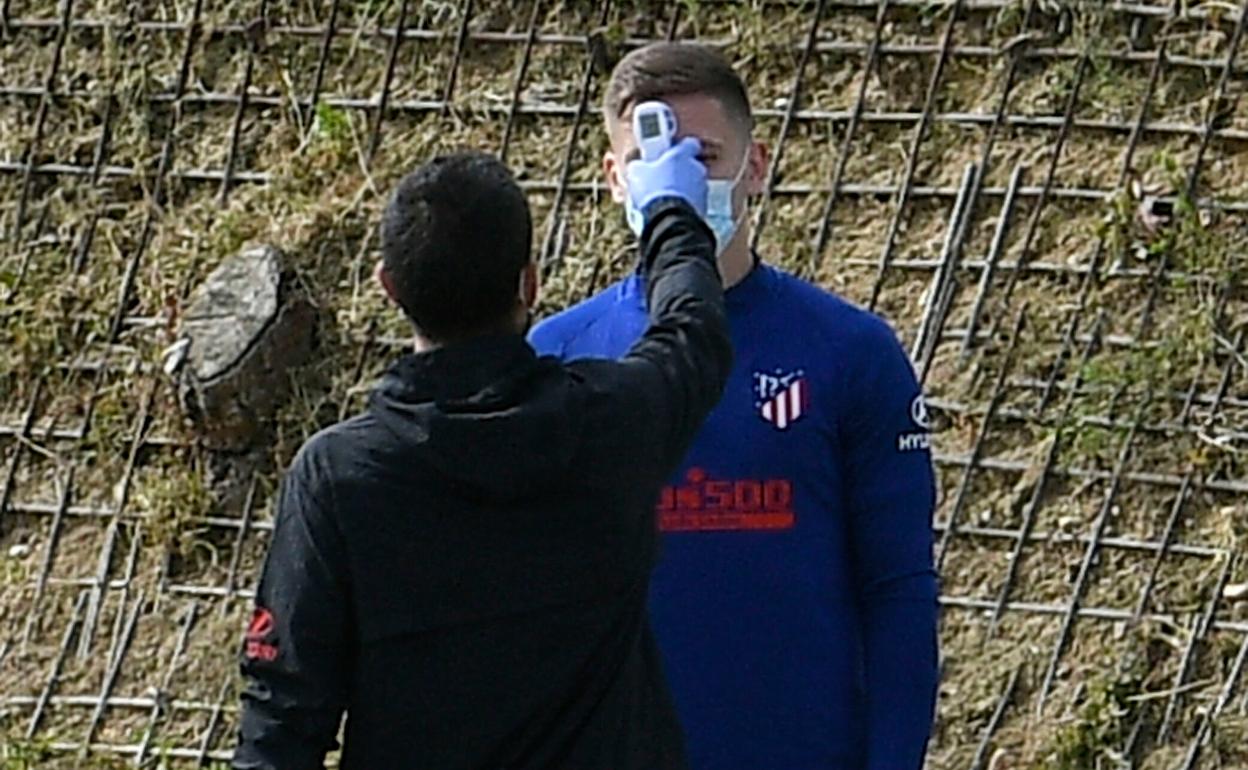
[{"xmin": 368, "ymin": 335, "xmax": 581, "ymax": 501}]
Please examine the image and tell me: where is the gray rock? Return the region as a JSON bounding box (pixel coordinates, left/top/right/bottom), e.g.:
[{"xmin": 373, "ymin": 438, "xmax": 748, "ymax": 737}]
[{"xmin": 177, "ymin": 245, "xmax": 315, "ymax": 450}]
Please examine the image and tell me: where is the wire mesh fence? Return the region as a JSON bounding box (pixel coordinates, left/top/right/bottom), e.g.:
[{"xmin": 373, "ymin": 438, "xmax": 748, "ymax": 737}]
[{"xmin": 1, "ymin": 0, "xmax": 1246, "ymax": 767}]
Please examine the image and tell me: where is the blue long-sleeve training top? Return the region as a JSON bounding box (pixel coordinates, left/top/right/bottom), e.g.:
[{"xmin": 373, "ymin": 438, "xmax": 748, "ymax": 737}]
[{"xmin": 530, "ymin": 261, "xmax": 939, "ymax": 770}]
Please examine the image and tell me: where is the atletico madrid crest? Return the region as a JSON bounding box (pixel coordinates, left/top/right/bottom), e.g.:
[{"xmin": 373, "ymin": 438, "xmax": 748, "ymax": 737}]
[{"xmin": 754, "ymin": 369, "xmax": 808, "ymax": 430}]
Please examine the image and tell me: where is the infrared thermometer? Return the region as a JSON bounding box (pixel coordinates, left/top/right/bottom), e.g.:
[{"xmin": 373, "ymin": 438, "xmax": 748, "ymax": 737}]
[{"xmin": 632, "ymin": 101, "xmax": 677, "ymax": 161}]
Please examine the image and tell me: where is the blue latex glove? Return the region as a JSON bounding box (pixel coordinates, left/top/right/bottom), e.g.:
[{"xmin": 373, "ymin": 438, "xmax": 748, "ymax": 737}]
[{"xmin": 626, "ymin": 136, "xmax": 708, "ymax": 219}]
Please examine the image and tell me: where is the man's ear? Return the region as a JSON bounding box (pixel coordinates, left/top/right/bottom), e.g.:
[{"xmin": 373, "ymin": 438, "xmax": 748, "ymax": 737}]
[
  {"xmin": 520, "ymin": 261, "xmax": 539, "ymax": 308},
  {"xmin": 745, "ymin": 140, "xmax": 770, "ymax": 197},
  {"xmin": 376, "ymin": 260, "xmax": 400, "ymax": 305},
  {"xmin": 603, "ymin": 149, "xmax": 628, "ymax": 204}
]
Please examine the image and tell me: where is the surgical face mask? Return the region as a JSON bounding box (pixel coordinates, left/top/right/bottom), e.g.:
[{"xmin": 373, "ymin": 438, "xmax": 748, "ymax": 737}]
[
  {"xmin": 704, "ymin": 147, "xmax": 752, "ymax": 256},
  {"xmin": 624, "ymin": 145, "xmax": 752, "ymax": 257}
]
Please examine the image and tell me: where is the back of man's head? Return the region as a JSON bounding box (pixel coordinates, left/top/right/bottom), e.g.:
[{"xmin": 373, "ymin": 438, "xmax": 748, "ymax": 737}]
[
  {"xmin": 603, "ymin": 42, "xmax": 754, "ymax": 136},
  {"xmin": 380, "ymin": 152, "xmax": 532, "ymax": 343}
]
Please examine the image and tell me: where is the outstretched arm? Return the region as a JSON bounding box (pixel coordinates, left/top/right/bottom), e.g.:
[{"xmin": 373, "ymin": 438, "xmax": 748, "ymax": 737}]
[{"xmin": 580, "ymin": 136, "xmax": 733, "ymax": 472}]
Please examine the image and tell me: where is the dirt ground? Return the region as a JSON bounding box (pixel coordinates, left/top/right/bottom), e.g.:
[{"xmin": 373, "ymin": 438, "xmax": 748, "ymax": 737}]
[{"xmin": 2, "ymin": 0, "xmax": 1246, "ymax": 767}]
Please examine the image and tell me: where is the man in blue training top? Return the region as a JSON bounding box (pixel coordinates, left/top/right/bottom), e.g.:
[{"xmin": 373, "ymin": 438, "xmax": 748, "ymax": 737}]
[{"xmin": 530, "ymin": 43, "xmax": 939, "ymax": 770}]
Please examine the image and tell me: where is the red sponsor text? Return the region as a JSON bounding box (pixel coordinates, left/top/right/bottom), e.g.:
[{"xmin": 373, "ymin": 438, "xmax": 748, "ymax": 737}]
[{"xmin": 658, "ymin": 468, "xmax": 795, "ymax": 532}]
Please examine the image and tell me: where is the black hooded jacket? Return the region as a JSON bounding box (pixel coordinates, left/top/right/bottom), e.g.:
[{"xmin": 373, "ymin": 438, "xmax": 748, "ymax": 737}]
[{"xmin": 233, "ymin": 198, "xmax": 732, "ymax": 770}]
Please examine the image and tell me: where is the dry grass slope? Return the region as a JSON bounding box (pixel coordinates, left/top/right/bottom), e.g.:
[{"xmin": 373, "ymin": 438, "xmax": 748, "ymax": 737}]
[{"xmin": 1, "ymin": 0, "xmax": 1246, "ymax": 767}]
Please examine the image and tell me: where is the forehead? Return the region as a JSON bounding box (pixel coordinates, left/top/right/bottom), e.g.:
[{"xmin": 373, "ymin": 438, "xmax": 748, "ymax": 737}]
[{"xmin": 611, "ymin": 92, "xmax": 740, "ymax": 154}]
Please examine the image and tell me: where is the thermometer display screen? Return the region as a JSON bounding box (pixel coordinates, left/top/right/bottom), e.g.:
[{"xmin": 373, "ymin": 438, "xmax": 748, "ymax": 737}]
[{"xmin": 638, "ymin": 112, "xmax": 661, "ymax": 139}]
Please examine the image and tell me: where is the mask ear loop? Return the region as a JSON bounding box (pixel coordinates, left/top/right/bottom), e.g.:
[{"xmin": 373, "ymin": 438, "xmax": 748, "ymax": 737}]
[{"xmin": 727, "ymin": 144, "xmax": 753, "ymax": 233}]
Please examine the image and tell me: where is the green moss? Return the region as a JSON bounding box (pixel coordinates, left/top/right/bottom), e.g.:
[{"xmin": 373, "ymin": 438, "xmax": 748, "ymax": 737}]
[
  {"xmin": 1049, "ymin": 674, "xmax": 1144, "ymax": 770},
  {"xmin": 0, "ymin": 735, "xmax": 131, "ymax": 769},
  {"xmin": 313, "ymin": 103, "xmax": 352, "ymax": 146},
  {"xmin": 1084, "ymin": 151, "xmax": 1243, "ymax": 399},
  {"xmin": 131, "ymin": 448, "xmax": 215, "ymax": 558},
  {"xmin": 0, "ymin": 738, "xmax": 56, "ymax": 770}
]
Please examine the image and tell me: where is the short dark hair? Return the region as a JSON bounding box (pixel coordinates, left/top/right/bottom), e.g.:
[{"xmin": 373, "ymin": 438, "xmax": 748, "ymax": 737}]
[
  {"xmin": 603, "ymin": 42, "xmax": 753, "ymax": 134},
  {"xmin": 380, "ymin": 153, "xmax": 532, "ymax": 342}
]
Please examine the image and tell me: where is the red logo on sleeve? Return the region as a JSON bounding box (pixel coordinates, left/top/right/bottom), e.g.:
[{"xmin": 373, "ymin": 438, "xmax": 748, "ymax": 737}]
[
  {"xmin": 657, "ymin": 468, "xmax": 796, "ymax": 532},
  {"xmin": 244, "ymin": 607, "xmax": 279, "ymax": 662}
]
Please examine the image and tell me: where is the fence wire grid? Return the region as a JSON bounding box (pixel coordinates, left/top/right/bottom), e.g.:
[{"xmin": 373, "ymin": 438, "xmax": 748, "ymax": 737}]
[{"xmin": 1, "ymin": 0, "xmax": 1247, "ymax": 768}]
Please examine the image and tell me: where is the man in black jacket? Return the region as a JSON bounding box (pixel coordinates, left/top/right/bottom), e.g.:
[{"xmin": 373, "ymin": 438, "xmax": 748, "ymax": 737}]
[{"xmin": 232, "ymin": 141, "xmax": 730, "ymax": 769}]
